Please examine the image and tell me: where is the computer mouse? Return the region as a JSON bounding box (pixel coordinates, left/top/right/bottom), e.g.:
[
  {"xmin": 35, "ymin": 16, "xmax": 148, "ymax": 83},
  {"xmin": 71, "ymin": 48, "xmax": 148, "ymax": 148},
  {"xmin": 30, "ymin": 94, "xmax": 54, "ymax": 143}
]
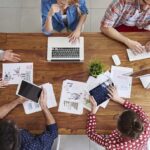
[{"xmin": 112, "ymin": 54, "xmax": 121, "ymax": 66}]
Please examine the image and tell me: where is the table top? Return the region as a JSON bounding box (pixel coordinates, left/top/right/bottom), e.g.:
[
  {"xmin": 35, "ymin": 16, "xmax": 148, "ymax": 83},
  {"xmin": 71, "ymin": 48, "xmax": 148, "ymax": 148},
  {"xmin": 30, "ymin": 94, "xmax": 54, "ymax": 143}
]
[{"xmin": 0, "ymin": 32, "xmax": 149, "ymax": 135}]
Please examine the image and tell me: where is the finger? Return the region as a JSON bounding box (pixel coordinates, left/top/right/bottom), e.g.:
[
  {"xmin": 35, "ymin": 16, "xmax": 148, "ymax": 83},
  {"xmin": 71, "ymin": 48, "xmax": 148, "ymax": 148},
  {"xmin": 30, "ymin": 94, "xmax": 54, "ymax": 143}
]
[
  {"xmin": 13, "ymin": 57, "xmax": 21, "ymax": 62},
  {"xmin": 107, "ymin": 88, "xmax": 113, "ymax": 95},
  {"xmin": 107, "ymin": 93, "xmax": 112, "ymax": 99},
  {"xmin": 12, "ymin": 53, "xmax": 21, "ymax": 58},
  {"xmin": 6, "ymin": 49, "xmax": 13, "ymax": 52}
]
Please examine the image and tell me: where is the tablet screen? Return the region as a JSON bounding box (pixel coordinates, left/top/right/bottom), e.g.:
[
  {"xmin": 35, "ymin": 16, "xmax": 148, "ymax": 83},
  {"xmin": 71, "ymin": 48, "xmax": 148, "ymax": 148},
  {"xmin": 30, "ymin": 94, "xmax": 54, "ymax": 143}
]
[
  {"xmin": 89, "ymin": 79, "xmax": 113, "ymax": 106},
  {"xmin": 18, "ymin": 80, "xmax": 42, "ymax": 103}
]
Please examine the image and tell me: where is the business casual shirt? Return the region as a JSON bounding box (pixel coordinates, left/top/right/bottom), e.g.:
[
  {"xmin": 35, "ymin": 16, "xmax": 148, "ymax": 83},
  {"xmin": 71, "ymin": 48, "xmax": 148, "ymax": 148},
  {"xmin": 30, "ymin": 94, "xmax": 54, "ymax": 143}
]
[
  {"xmin": 41, "ymin": 0, "xmax": 88, "ymax": 35},
  {"xmin": 101, "ymin": 0, "xmax": 150, "ymax": 30},
  {"xmin": 86, "ymin": 101, "xmax": 150, "ymax": 150},
  {"xmin": 0, "ymin": 50, "xmax": 4, "ymax": 60},
  {"xmin": 20, "ymin": 123, "xmax": 58, "ymax": 150}
]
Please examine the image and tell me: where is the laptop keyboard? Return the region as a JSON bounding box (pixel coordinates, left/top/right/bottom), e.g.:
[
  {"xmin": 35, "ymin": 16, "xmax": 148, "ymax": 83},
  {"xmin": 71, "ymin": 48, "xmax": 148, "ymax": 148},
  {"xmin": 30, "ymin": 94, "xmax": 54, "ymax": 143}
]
[{"xmin": 52, "ymin": 47, "xmax": 80, "ymax": 58}]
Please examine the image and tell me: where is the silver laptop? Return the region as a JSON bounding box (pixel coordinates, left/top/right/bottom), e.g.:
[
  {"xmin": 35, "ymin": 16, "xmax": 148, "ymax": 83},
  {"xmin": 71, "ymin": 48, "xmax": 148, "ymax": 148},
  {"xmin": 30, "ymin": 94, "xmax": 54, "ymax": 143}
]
[{"xmin": 47, "ymin": 37, "xmax": 84, "ymax": 62}]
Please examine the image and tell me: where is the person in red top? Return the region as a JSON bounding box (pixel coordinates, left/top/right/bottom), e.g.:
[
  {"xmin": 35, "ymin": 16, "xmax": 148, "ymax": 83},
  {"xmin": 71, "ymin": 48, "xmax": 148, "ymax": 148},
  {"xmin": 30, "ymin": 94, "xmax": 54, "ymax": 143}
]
[{"xmin": 86, "ymin": 85, "xmax": 150, "ymax": 150}]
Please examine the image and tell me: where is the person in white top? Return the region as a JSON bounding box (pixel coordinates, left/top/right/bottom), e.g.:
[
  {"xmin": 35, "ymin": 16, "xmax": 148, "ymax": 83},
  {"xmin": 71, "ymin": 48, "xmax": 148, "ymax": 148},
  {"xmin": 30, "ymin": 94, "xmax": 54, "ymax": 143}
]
[{"xmin": 0, "ymin": 49, "xmax": 21, "ymax": 88}]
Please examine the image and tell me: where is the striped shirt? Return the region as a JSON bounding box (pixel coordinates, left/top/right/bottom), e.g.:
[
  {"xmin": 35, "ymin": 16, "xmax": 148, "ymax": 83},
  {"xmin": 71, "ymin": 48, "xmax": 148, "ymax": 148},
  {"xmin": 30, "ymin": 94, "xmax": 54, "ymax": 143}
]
[{"xmin": 101, "ymin": 0, "xmax": 150, "ymax": 30}]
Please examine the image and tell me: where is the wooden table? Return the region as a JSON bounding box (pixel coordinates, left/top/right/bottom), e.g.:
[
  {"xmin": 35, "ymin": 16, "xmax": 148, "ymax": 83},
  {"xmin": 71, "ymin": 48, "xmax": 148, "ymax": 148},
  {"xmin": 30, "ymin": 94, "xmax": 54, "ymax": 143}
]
[{"xmin": 0, "ymin": 32, "xmax": 149, "ymax": 135}]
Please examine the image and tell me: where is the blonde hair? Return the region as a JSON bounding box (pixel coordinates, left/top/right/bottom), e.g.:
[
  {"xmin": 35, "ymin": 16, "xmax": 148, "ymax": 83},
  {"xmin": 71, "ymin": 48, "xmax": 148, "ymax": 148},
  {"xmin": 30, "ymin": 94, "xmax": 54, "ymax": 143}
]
[{"xmin": 68, "ymin": 0, "xmax": 81, "ymax": 16}]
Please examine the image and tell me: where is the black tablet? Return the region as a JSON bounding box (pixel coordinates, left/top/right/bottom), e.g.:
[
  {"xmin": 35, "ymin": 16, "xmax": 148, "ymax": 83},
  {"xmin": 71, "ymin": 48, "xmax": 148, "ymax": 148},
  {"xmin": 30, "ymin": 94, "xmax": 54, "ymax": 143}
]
[
  {"xmin": 89, "ymin": 79, "xmax": 113, "ymax": 106},
  {"xmin": 16, "ymin": 80, "xmax": 42, "ymax": 103}
]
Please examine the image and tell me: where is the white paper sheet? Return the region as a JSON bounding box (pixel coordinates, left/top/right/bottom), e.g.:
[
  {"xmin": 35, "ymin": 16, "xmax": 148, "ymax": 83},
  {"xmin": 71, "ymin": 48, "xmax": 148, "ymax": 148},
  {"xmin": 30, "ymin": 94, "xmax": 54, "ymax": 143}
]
[
  {"xmin": 58, "ymin": 80, "xmax": 88, "ymax": 115},
  {"xmin": 85, "ymin": 71, "xmax": 111, "ymax": 111},
  {"xmin": 2, "ymin": 63, "xmax": 33, "ymax": 84},
  {"xmin": 140, "ymin": 75, "xmax": 150, "ymax": 89},
  {"xmin": 23, "ymin": 83, "xmax": 57, "ymax": 114},
  {"xmin": 111, "ymin": 66, "xmax": 133, "ymax": 98}
]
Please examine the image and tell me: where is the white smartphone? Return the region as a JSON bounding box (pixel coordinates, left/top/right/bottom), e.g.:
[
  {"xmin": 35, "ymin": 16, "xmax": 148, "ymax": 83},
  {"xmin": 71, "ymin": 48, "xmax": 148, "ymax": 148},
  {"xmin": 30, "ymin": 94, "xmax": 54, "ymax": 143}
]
[{"xmin": 16, "ymin": 80, "xmax": 42, "ymax": 103}]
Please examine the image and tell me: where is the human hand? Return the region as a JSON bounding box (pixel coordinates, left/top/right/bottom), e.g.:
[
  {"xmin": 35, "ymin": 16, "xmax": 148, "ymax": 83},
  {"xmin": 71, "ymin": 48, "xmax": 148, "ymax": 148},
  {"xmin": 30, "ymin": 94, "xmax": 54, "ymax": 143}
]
[
  {"xmin": 68, "ymin": 29, "xmax": 81, "ymax": 43},
  {"xmin": 89, "ymin": 96, "xmax": 97, "ymax": 114},
  {"xmin": 145, "ymin": 41, "xmax": 150, "ymax": 52},
  {"xmin": 2, "ymin": 50, "xmax": 21, "ymax": 62},
  {"xmin": 16, "ymin": 97, "xmax": 26, "ymax": 104},
  {"xmin": 107, "ymin": 85, "xmax": 125, "ymax": 104},
  {"xmin": 39, "ymin": 88, "xmax": 48, "ymax": 111},
  {"xmin": 125, "ymin": 39, "xmax": 145, "ymax": 55},
  {"xmin": 0, "ymin": 78, "xmax": 8, "ymax": 88},
  {"xmin": 49, "ymin": 4, "xmax": 60, "ymax": 16}
]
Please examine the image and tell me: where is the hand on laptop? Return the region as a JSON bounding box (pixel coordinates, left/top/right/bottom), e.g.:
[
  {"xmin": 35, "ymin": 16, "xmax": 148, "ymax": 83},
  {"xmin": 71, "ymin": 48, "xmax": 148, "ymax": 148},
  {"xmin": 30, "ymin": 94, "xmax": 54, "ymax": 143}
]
[
  {"xmin": 125, "ymin": 39, "xmax": 145, "ymax": 55},
  {"xmin": 0, "ymin": 79, "xmax": 8, "ymax": 88},
  {"xmin": 39, "ymin": 88, "xmax": 48, "ymax": 111},
  {"xmin": 2, "ymin": 50, "xmax": 21, "ymax": 62},
  {"xmin": 68, "ymin": 29, "xmax": 81, "ymax": 43},
  {"xmin": 107, "ymin": 85, "xmax": 125, "ymax": 105},
  {"xmin": 89, "ymin": 96, "xmax": 97, "ymax": 114}
]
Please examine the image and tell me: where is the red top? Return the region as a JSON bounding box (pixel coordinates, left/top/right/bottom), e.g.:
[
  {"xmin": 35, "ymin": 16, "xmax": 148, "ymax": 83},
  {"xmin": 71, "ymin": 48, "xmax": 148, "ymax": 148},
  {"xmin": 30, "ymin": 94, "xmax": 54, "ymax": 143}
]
[{"xmin": 86, "ymin": 101, "xmax": 150, "ymax": 150}]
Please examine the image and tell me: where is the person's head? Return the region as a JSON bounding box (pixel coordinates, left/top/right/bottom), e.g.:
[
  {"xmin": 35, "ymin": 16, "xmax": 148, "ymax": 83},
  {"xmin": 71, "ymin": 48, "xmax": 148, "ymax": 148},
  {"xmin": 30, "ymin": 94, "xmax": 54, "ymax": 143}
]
[
  {"xmin": 0, "ymin": 120, "xmax": 20, "ymax": 150},
  {"xmin": 117, "ymin": 110, "xmax": 143, "ymax": 139},
  {"xmin": 57, "ymin": 0, "xmax": 79, "ymax": 8},
  {"xmin": 140, "ymin": 0, "xmax": 150, "ymax": 10}
]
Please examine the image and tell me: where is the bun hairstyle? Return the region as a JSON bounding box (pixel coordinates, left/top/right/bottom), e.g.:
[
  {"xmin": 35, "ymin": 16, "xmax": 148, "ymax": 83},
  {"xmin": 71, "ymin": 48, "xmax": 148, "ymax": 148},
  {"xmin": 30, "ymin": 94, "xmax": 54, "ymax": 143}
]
[{"xmin": 117, "ymin": 110, "xmax": 143, "ymax": 139}]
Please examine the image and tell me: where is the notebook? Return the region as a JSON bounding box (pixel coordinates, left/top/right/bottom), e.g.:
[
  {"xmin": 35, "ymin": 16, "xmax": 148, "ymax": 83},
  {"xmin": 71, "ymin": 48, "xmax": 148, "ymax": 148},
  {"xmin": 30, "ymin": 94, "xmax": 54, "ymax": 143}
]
[
  {"xmin": 47, "ymin": 37, "xmax": 84, "ymax": 62},
  {"xmin": 127, "ymin": 49, "xmax": 150, "ymax": 61}
]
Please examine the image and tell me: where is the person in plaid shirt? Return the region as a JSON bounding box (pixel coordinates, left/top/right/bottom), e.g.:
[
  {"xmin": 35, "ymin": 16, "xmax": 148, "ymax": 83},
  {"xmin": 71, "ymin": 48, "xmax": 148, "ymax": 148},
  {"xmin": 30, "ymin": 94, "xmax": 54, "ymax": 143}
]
[
  {"xmin": 100, "ymin": 0, "xmax": 150, "ymax": 55},
  {"xmin": 86, "ymin": 85, "xmax": 150, "ymax": 150}
]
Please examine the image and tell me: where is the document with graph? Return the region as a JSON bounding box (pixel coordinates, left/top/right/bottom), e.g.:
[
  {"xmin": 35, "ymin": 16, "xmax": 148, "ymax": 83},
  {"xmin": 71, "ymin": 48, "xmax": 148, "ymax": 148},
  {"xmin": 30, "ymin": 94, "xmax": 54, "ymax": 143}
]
[
  {"xmin": 58, "ymin": 80, "xmax": 88, "ymax": 115},
  {"xmin": 2, "ymin": 63, "xmax": 33, "ymax": 84}
]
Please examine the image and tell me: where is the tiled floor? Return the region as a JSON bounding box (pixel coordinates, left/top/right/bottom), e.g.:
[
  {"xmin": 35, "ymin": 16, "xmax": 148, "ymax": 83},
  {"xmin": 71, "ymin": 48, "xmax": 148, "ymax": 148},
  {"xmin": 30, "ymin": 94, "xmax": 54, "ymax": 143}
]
[{"xmin": 52, "ymin": 135, "xmax": 106, "ymax": 150}]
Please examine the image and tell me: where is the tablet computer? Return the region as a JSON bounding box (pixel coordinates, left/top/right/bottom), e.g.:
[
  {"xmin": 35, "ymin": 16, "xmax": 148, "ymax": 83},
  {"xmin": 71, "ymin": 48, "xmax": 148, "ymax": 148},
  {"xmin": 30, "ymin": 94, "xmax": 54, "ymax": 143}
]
[
  {"xmin": 89, "ymin": 79, "xmax": 113, "ymax": 106},
  {"xmin": 16, "ymin": 80, "xmax": 42, "ymax": 103}
]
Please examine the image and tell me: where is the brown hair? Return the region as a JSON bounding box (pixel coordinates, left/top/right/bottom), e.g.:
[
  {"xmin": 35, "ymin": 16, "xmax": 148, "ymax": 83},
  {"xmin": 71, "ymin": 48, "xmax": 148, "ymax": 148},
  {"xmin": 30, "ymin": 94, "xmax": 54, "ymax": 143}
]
[
  {"xmin": 117, "ymin": 110, "xmax": 143, "ymax": 139},
  {"xmin": 68, "ymin": 0, "xmax": 79, "ymax": 5}
]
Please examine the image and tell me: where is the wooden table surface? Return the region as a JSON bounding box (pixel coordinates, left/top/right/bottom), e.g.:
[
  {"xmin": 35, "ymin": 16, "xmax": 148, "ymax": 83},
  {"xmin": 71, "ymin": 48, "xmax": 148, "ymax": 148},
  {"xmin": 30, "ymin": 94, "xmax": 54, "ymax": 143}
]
[{"xmin": 0, "ymin": 32, "xmax": 149, "ymax": 135}]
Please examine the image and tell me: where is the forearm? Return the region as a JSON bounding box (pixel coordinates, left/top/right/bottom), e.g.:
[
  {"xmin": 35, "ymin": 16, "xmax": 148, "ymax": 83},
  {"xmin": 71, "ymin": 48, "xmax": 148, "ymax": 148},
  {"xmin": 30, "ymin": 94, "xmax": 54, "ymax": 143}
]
[
  {"xmin": 76, "ymin": 14, "xmax": 87, "ymax": 31},
  {"xmin": 100, "ymin": 26, "xmax": 130, "ymax": 46},
  {"xmin": 0, "ymin": 99, "xmax": 20, "ymax": 119},
  {"xmin": 42, "ymin": 108, "xmax": 55, "ymax": 125},
  {"xmin": 0, "ymin": 50, "xmax": 4, "ymax": 61},
  {"xmin": 44, "ymin": 13, "xmax": 53, "ymax": 33}
]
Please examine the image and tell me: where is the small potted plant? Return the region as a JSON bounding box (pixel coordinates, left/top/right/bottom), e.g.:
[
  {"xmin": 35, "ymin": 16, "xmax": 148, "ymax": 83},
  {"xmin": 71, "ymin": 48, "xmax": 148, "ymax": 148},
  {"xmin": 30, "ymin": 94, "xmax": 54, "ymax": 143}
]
[{"xmin": 89, "ymin": 59, "xmax": 104, "ymax": 78}]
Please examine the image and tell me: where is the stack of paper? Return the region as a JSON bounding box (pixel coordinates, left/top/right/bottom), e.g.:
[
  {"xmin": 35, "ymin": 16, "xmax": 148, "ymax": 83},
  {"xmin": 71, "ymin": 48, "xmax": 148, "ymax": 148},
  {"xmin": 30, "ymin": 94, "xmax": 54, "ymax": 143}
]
[
  {"xmin": 110, "ymin": 66, "xmax": 133, "ymax": 98},
  {"xmin": 23, "ymin": 83, "xmax": 57, "ymax": 114},
  {"xmin": 58, "ymin": 80, "xmax": 89, "ymax": 115}
]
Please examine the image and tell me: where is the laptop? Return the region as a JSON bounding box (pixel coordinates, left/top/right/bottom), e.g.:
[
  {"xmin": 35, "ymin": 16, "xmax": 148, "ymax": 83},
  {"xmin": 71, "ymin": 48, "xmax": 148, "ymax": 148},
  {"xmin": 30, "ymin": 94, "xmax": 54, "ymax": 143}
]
[
  {"xmin": 127, "ymin": 49, "xmax": 150, "ymax": 61},
  {"xmin": 47, "ymin": 37, "xmax": 84, "ymax": 62}
]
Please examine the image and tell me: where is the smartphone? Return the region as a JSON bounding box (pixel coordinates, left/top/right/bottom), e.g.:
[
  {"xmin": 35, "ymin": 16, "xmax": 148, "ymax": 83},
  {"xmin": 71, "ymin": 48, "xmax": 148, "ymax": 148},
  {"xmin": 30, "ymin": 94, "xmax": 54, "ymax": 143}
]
[
  {"xmin": 89, "ymin": 79, "xmax": 113, "ymax": 106},
  {"xmin": 16, "ymin": 80, "xmax": 42, "ymax": 103}
]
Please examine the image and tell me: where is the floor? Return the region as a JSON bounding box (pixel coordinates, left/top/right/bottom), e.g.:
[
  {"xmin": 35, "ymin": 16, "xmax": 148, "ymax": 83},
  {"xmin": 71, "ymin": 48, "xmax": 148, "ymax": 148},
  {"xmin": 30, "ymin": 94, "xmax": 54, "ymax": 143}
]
[
  {"xmin": 0, "ymin": 0, "xmax": 112, "ymax": 33},
  {"xmin": 51, "ymin": 135, "xmax": 106, "ymax": 150}
]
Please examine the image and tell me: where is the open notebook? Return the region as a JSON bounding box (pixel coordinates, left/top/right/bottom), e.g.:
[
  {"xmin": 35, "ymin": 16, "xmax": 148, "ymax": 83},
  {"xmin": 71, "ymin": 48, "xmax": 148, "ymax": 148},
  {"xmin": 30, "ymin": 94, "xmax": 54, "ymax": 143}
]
[{"xmin": 127, "ymin": 49, "xmax": 150, "ymax": 61}]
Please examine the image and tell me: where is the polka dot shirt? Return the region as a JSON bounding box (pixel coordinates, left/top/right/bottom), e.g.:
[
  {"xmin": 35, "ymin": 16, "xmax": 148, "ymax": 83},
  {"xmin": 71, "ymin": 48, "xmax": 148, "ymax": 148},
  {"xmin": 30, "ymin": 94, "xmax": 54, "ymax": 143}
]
[
  {"xmin": 20, "ymin": 123, "xmax": 58, "ymax": 150},
  {"xmin": 86, "ymin": 101, "xmax": 150, "ymax": 150}
]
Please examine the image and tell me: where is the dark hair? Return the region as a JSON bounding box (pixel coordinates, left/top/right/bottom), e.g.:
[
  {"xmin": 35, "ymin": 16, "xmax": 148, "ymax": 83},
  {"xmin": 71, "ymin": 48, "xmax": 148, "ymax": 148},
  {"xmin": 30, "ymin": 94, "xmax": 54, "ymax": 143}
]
[
  {"xmin": 117, "ymin": 110, "xmax": 143, "ymax": 139},
  {"xmin": 0, "ymin": 120, "xmax": 20, "ymax": 150}
]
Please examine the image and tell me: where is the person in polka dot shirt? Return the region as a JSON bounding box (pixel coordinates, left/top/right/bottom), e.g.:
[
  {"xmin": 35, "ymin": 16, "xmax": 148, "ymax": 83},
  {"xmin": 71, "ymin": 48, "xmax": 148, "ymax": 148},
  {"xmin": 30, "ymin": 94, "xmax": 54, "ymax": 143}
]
[
  {"xmin": 0, "ymin": 88, "xmax": 58, "ymax": 150},
  {"xmin": 86, "ymin": 85, "xmax": 150, "ymax": 150}
]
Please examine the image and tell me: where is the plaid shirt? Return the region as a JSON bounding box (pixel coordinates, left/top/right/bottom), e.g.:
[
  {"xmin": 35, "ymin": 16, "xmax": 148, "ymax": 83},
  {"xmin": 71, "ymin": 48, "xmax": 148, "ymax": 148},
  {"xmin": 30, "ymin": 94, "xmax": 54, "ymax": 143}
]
[
  {"xmin": 101, "ymin": 0, "xmax": 150, "ymax": 30},
  {"xmin": 86, "ymin": 101, "xmax": 150, "ymax": 150}
]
